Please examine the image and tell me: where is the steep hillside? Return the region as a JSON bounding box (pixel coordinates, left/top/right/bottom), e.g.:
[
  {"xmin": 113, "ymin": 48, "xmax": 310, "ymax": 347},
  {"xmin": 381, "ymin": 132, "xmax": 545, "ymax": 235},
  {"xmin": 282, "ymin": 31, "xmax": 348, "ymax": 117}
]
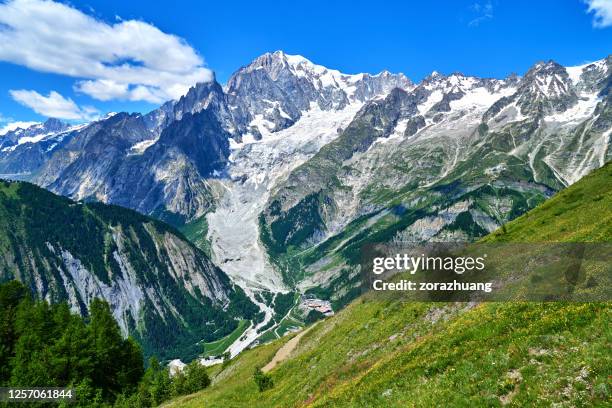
[
  {"xmin": 0, "ymin": 180, "xmax": 258, "ymax": 361},
  {"xmin": 163, "ymin": 162, "xmax": 611, "ymax": 407},
  {"xmin": 482, "ymin": 160, "xmax": 612, "ymax": 242}
]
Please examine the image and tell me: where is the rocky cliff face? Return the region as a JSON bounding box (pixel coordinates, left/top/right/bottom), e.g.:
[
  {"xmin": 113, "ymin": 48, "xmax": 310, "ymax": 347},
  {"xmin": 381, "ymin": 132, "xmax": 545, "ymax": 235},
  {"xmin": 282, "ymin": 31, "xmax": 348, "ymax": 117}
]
[
  {"xmin": 34, "ymin": 109, "xmax": 231, "ymax": 225},
  {"xmin": 0, "ymin": 180, "xmax": 257, "ymax": 360}
]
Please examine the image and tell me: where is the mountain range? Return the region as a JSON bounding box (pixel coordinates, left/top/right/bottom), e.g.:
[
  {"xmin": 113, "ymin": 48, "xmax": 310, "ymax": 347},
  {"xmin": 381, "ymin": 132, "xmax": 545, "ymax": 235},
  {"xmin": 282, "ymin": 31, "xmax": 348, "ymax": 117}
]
[{"xmin": 0, "ymin": 50, "xmax": 610, "ymax": 356}]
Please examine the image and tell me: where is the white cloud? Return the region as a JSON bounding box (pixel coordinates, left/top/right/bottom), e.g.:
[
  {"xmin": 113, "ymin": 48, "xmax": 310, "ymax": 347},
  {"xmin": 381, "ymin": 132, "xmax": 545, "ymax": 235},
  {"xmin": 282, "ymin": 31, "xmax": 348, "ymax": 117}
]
[
  {"xmin": 75, "ymin": 79, "xmax": 169, "ymax": 103},
  {"xmin": 0, "ymin": 121, "xmax": 40, "ymax": 136},
  {"xmin": 9, "ymin": 90, "xmax": 99, "ymax": 120},
  {"xmin": 0, "ymin": 0, "xmax": 213, "ymax": 104},
  {"xmin": 584, "ymin": 0, "xmax": 612, "ymax": 28},
  {"xmin": 468, "ymin": 1, "xmax": 493, "ymax": 27}
]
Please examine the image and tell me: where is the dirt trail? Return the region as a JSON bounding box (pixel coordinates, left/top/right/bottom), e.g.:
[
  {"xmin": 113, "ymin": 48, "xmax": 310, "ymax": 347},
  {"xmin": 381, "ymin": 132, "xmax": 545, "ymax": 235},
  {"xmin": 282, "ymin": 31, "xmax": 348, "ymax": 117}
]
[{"xmin": 262, "ymin": 324, "xmax": 316, "ymax": 373}]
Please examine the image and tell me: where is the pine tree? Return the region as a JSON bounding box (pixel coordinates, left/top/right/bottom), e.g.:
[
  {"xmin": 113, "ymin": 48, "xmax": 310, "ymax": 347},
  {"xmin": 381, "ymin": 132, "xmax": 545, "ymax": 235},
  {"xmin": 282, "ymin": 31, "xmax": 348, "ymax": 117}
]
[
  {"xmin": 49, "ymin": 311, "xmax": 94, "ymax": 385},
  {"xmin": 0, "ymin": 280, "xmax": 29, "ymax": 384},
  {"xmin": 0, "ymin": 282, "xmax": 147, "ymax": 406},
  {"xmin": 10, "ymin": 299, "xmax": 56, "ymax": 387},
  {"xmin": 87, "ymin": 298, "xmax": 143, "ymax": 399}
]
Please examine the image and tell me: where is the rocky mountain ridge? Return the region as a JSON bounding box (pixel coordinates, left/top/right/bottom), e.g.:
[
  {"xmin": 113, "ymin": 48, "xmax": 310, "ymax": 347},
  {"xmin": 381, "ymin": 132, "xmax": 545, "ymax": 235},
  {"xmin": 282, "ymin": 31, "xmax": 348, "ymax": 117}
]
[
  {"xmin": 0, "ymin": 51, "xmax": 409, "ymax": 225},
  {"xmin": 1, "ymin": 52, "xmax": 610, "ymax": 306}
]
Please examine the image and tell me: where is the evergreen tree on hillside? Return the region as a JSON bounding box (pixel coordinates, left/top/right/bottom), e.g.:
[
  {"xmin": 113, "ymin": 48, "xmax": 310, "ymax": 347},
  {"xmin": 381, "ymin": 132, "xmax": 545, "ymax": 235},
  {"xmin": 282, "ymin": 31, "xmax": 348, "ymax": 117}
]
[
  {"xmin": 0, "ymin": 280, "xmax": 211, "ymax": 406},
  {"xmin": 50, "ymin": 309, "xmax": 95, "ymax": 385},
  {"xmin": 88, "ymin": 299, "xmax": 143, "ymax": 399},
  {"xmin": 10, "ymin": 299, "xmax": 58, "ymax": 387},
  {"xmin": 0, "ymin": 280, "xmax": 29, "ymax": 383}
]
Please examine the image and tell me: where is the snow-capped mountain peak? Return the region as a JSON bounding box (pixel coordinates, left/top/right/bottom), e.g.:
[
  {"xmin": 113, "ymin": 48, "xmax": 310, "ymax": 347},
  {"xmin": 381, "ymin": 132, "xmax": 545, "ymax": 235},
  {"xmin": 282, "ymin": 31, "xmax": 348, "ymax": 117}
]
[
  {"xmin": 565, "ymin": 57, "xmax": 610, "ymax": 93},
  {"xmin": 0, "ymin": 118, "xmax": 70, "ymax": 148},
  {"xmin": 223, "ymin": 50, "xmax": 413, "ymax": 139},
  {"xmin": 233, "ymin": 50, "xmax": 412, "ymax": 98},
  {"xmin": 245, "ymin": 50, "xmax": 358, "ymax": 85},
  {"xmin": 138, "ymin": 50, "xmax": 415, "ymax": 144},
  {"xmin": 520, "ymin": 60, "xmax": 573, "ymax": 99}
]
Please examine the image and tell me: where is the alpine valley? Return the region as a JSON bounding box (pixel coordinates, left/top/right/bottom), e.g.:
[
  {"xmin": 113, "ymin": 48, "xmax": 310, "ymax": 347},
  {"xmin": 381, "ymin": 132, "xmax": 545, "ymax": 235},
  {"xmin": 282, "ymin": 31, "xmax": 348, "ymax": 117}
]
[{"xmin": 0, "ymin": 51, "xmax": 610, "ymax": 361}]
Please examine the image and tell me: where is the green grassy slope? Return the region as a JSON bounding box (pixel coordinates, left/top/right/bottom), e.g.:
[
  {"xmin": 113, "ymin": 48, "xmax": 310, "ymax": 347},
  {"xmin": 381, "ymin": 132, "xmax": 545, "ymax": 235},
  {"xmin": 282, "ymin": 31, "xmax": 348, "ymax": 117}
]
[
  {"xmin": 483, "ymin": 161, "xmax": 612, "ymax": 242},
  {"xmin": 180, "ymin": 215, "xmax": 213, "ymax": 257},
  {"xmin": 164, "ymin": 163, "xmax": 612, "ymax": 407}
]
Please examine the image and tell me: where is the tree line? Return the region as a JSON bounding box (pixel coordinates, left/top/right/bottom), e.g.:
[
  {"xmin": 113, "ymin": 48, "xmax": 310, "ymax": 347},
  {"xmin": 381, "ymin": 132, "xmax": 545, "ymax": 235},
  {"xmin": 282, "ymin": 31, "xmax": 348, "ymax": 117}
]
[{"xmin": 0, "ymin": 280, "xmax": 211, "ymax": 407}]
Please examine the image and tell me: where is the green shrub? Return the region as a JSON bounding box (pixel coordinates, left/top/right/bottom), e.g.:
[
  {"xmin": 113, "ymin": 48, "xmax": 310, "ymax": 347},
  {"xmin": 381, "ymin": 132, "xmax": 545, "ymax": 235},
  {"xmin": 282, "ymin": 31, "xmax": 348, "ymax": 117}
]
[{"xmin": 253, "ymin": 367, "xmax": 273, "ymax": 392}]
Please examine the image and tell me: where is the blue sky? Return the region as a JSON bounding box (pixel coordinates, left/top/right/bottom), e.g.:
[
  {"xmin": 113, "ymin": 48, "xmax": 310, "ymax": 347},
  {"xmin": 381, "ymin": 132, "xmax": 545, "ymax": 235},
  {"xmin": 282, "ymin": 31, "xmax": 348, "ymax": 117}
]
[{"xmin": 0, "ymin": 0, "xmax": 611, "ymax": 131}]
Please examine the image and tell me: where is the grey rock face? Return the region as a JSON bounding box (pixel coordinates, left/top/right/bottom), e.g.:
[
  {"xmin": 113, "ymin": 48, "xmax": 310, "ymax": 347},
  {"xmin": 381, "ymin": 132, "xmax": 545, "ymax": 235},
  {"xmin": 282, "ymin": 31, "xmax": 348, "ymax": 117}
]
[
  {"xmin": 484, "ymin": 60, "xmax": 595, "ymax": 120},
  {"xmin": 405, "ymin": 115, "xmax": 426, "ymax": 136},
  {"xmin": 108, "ymin": 109, "xmax": 230, "ymax": 223},
  {"xmin": 33, "ymin": 109, "xmax": 230, "ymax": 225},
  {"xmin": 516, "ymin": 61, "xmax": 578, "ymax": 115},
  {"xmin": 35, "ymin": 113, "xmax": 154, "ymax": 196}
]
